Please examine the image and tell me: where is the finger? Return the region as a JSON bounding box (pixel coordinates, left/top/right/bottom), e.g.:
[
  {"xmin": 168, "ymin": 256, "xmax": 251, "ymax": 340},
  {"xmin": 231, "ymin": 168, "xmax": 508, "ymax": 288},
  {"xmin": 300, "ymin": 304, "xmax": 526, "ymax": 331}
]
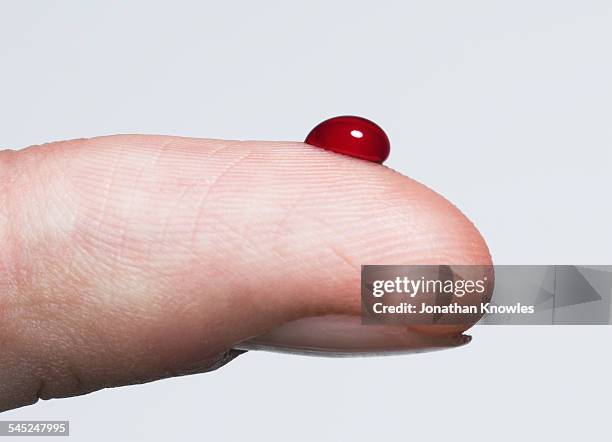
[{"xmin": 0, "ymin": 135, "xmax": 491, "ymax": 411}]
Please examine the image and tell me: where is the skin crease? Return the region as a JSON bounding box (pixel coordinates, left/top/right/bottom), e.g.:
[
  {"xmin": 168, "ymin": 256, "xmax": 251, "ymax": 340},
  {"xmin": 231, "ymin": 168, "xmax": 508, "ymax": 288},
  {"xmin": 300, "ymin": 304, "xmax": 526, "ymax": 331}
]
[{"xmin": 0, "ymin": 135, "xmax": 492, "ymax": 412}]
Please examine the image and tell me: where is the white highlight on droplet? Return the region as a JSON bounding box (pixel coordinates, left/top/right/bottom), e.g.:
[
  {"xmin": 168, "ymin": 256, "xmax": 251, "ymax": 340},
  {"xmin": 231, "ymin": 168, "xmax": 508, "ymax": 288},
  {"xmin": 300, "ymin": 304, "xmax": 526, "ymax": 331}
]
[{"xmin": 350, "ymin": 130, "xmax": 364, "ymax": 138}]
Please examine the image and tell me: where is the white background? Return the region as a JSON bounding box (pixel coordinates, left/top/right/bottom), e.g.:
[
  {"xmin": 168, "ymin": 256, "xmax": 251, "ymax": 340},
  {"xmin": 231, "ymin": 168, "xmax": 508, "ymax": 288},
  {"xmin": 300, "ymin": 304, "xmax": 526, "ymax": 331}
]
[{"xmin": 1, "ymin": 1, "xmax": 611, "ymax": 440}]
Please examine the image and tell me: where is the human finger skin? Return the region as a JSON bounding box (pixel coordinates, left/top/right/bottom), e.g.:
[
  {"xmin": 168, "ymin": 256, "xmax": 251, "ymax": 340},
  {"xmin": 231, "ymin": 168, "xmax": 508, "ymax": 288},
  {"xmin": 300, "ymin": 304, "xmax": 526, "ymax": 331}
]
[{"xmin": 0, "ymin": 135, "xmax": 491, "ymax": 411}]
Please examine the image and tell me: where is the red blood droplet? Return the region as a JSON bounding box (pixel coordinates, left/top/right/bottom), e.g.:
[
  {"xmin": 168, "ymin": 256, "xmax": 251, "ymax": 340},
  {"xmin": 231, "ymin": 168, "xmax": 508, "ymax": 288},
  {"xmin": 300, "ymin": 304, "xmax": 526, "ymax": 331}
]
[{"xmin": 305, "ymin": 116, "xmax": 390, "ymax": 163}]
